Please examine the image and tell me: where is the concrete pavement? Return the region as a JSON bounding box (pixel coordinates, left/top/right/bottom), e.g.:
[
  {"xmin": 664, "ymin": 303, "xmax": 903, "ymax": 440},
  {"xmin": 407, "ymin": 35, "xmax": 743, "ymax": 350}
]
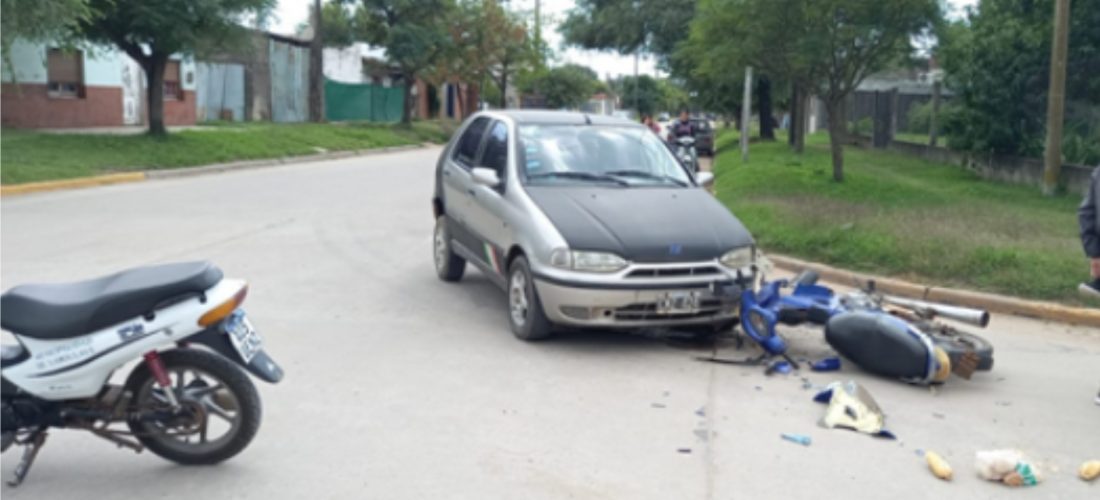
[{"xmin": 2, "ymin": 147, "xmax": 1098, "ymax": 499}]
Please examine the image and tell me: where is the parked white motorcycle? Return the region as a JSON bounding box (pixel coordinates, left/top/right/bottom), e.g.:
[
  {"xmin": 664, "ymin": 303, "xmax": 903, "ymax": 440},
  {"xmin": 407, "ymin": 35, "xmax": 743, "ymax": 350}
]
[{"xmin": 0, "ymin": 261, "xmax": 283, "ymax": 486}]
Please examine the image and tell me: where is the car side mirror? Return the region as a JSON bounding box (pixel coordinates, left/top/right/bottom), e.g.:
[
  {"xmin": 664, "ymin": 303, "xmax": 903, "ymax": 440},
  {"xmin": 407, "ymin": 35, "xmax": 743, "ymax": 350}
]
[
  {"xmin": 471, "ymin": 167, "xmax": 502, "ymax": 188},
  {"xmin": 696, "ymin": 171, "xmax": 714, "ymax": 187}
]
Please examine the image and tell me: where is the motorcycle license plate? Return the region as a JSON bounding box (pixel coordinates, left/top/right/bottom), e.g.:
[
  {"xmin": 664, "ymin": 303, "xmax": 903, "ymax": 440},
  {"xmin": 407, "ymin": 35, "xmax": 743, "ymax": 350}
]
[
  {"xmin": 656, "ymin": 292, "xmax": 701, "ymax": 315},
  {"xmin": 224, "ymin": 310, "xmax": 263, "ymax": 363}
]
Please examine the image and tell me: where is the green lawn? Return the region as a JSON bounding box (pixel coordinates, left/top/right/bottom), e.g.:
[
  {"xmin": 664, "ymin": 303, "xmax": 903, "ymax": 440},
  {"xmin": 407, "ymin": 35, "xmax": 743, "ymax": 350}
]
[
  {"xmin": 713, "ymin": 130, "xmax": 1089, "ymax": 305},
  {"xmin": 0, "ymin": 120, "xmax": 456, "ymax": 184}
]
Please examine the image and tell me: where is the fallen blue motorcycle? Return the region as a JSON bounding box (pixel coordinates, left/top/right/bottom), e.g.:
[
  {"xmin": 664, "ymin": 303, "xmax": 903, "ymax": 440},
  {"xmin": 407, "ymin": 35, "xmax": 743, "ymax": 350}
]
[{"xmin": 737, "ymin": 271, "xmax": 994, "ymax": 384}]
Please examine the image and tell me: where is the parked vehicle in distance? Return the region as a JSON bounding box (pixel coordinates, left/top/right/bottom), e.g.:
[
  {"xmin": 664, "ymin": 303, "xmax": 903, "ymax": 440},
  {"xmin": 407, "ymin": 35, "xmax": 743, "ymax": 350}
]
[
  {"xmin": 432, "ymin": 111, "xmax": 758, "ymax": 340},
  {"xmin": 691, "ymin": 118, "xmax": 716, "ymax": 156},
  {"xmin": 0, "ymin": 261, "xmax": 283, "ymax": 486}
]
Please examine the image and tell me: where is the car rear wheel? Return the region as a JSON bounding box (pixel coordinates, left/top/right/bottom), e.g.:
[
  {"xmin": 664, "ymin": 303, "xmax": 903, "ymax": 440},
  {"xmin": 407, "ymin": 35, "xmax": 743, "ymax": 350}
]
[
  {"xmin": 507, "ymin": 256, "xmax": 554, "ymax": 341},
  {"xmin": 434, "ymin": 215, "xmax": 466, "ymax": 282}
]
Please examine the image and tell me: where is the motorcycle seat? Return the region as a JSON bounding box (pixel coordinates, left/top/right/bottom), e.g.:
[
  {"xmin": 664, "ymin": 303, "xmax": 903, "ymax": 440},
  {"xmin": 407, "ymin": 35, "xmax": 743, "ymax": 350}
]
[{"xmin": 0, "ymin": 262, "xmax": 223, "ymax": 340}]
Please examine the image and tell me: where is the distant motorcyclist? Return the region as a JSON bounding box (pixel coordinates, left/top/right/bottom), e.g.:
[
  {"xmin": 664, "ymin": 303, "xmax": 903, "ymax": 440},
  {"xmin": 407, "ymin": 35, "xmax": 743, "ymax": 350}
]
[{"xmin": 666, "ymin": 109, "xmax": 696, "ymax": 144}]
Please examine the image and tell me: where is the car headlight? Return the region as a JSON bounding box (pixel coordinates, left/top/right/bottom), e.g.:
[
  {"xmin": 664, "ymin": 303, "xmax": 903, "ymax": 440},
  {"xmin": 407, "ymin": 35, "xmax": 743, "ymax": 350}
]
[
  {"xmin": 549, "ymin": 249, "xmax": 628, "ymax": 273},
  {"xmin": 720, "ymin": 246, "xmax": 755, "ymax": 269}
]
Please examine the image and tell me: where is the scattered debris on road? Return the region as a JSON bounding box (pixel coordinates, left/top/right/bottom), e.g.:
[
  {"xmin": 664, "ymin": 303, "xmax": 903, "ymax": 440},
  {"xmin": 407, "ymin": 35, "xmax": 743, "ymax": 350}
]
[
  {"xmin": 815, "ymin": 381, "xmax": 895, "ymax": 439},
  {"xmin": 925, "ymin": 451, "xmax": 953, "ymax": 481},
  {"xmin": 975, "ymin": 449, "xmax": 1043, "ymax": 487},
  {"xmin": 781, "ymin": 433, "xmax": 812, "ymax": 446},
  {"xmin": 1079, "ymin": 460, "xmax": 1100, "ymax": 481},
  {"xmin": 651, "ymin": 402, "xmax": 666, "ymax": 409},
  {"xmin": 677, "ymin": 448, "xmax": 692, "ymax": 454},
  {"xmin": 810, "ymin": 357, "xmax": 841, "ymax": 372}
]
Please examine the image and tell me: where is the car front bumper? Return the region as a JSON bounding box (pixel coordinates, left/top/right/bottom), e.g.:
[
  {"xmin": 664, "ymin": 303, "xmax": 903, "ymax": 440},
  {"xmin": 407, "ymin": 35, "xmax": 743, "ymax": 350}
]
[{"xmin": 533, "ymin": 278, "xmax": 747, "ymax": 329}]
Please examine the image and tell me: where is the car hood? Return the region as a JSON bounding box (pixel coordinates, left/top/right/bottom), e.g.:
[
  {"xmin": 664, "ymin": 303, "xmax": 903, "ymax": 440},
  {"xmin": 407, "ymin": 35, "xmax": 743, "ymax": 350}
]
[{"xmin": 525, "ymin": 186, "xmax": 755, "ymax": 263}]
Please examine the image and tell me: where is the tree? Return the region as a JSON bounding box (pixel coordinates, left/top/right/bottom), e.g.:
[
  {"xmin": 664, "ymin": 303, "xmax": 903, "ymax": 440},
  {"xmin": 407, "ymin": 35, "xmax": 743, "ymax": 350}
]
[
  {"xmin": 435, "ymin": 0, "xmax": 534, "ymax": 111},
  {"xmin": 78, "ymin": 0, "xmax": 273, "ymax": 135},
  {"xmin": 939, "ymin": 0, "xmax": 1100, "ymax": 161},
  {"xmin": 612, "ymin": 75, "xmax": 662, "ymax": 116},
  {"xmin": 807, "ymin": 0, "xmax": 939, "ymax": 181},
  {"xmin": 520, "ymin": 64, "xmax": 599, "ymax": 109},
  {"xmin": 1, "ymin": 0, "xmax": 92, "ymax": 80},
  {"xmin": 560, "ymin": 0, "xmax": 695, "ymax": 66},
  {"xmin": 356, "ymin": 0, "xmax": 455, "ymax": 124},
  {"xmin": 309, "ymin": 0, "xmax": 324, "ymax": 122}
]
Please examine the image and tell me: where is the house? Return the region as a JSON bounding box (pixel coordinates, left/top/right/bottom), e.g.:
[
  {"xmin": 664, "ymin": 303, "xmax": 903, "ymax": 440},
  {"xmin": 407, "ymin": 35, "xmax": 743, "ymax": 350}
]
[
  {"xmin": 1, "ymin": 40, "xmax": 197, "ymax": 128},
  {"xmin": 195, "ymin": 31, "xmax": 312, "ymax": 122},
  {"xmin": 580, "ymin": 92, "xmax": 616, "ymax": 115}
]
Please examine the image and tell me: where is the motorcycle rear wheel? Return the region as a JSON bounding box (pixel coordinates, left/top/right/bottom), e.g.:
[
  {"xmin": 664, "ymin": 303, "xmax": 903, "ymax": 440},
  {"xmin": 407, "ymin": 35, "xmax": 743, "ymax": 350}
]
[
  {"xmin": 124, "ymin": 348, "xmax": 261, "ymax": 465},
  {"xmin": 923, "ymin": 325, "xmax": 995, "ymax": 371}
]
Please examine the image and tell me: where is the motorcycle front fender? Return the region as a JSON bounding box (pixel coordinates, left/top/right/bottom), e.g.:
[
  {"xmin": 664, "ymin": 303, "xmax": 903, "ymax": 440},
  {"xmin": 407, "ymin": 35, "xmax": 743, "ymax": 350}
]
[{"xmin": 186, "ymin": 328, "xmax": 284, "ymax": 384}]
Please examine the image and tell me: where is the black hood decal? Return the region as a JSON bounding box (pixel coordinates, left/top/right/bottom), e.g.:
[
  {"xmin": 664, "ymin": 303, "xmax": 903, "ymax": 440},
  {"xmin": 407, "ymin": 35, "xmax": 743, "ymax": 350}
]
[{"xmin": 526, "ymin": 186, "xmax": 754, "ymax": 262}]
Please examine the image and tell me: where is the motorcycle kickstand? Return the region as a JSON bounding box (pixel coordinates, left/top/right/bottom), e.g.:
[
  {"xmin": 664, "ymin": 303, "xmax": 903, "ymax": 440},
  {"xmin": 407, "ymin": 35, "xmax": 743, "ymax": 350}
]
[{"xmin": 7, "ymin": 430, "xmax": 48, "ymax": 487}]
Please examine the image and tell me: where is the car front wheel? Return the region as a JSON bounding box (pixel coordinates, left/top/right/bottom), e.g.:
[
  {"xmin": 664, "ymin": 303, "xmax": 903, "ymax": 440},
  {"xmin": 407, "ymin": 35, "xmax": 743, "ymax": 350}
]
[
  {"xmin": 434, "ymin": 215, "xmax": 466, "ymax": 282},
  {"xmin": 507, "ymin": 256, "xmax": 554, "ymax": 341}
]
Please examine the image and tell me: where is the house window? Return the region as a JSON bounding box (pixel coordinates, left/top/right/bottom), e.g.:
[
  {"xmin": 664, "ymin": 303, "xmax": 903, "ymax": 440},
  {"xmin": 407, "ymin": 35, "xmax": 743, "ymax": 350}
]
[
  {"xmin": 46, "ymin": 48, "xmax": 84, "ymax": 98},
  {"xmin": 163, "ymin": 60, "xmax": 182, "ymax": 100}
]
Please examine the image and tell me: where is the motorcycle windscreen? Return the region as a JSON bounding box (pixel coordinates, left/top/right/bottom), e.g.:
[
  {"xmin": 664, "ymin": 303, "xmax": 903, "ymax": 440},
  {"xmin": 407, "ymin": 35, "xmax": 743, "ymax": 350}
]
[{"xmin": 824, "ymin": 311, "xmax": 930, "ymax": 380}]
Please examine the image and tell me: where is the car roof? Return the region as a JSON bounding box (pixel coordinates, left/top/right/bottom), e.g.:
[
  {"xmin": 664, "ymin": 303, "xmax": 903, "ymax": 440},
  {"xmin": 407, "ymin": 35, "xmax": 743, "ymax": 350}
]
[{"xmin": 486, "ymin": 110, "xmax": 641, "ymax": 127}]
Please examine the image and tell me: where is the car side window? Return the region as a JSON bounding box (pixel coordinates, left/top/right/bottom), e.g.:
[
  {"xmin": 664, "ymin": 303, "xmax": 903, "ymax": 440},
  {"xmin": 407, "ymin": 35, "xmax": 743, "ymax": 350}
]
[
  {"xmin": 479, "ymin": 121, "xmax": 509, "ymax": 178},
  {"xmin": 453, "ymin": 117, "xmax": 490, "ymax": 168}
]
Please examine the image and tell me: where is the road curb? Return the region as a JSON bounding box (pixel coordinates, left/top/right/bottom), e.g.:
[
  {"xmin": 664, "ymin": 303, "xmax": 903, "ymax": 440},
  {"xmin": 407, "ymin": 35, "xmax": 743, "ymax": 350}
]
[
  {"xmin": 1, "ymin": 144, "xmax": 430, "ymax": 196},
  {"xmin": 768, "ymin": 254, "xmax": 1100, "ymax": 328},
  {"xmin": 0, "ymin": 172, "xmax": 147, "ymax": 196}
]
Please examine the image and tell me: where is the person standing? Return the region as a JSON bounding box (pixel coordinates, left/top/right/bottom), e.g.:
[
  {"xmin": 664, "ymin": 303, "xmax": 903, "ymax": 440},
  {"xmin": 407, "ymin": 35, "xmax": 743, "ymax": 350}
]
[
  {"xmin": 1077, "ymin": 166, "xmax": 1099, "ymax": 406},
  {"xmin": 642, "ymin": 115, "xmax": 660, "ymax": 135},
  {"xmin": 1079, "ymin": 166, "xmax": 1100, "ymax": 299}
]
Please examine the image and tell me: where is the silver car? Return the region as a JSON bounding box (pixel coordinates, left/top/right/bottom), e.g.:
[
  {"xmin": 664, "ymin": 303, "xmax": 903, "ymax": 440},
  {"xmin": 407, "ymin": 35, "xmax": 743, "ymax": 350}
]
[{"xmin": 431, "ymin": 110, "xmax": 757, "ymax": 340}]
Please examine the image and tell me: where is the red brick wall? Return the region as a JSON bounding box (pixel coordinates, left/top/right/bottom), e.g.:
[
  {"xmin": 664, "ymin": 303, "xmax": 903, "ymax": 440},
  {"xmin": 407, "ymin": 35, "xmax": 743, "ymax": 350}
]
[
  {"xmin": 1, "ymin": 83, "xmax": 123, "ymax": 128},
  {"xmin": 0, "ymin": 84, "xmax": 197, "ymax": 128},
  {"xmin": 163, "ymin": 90, "xmax": 196, "ymax": 126}
]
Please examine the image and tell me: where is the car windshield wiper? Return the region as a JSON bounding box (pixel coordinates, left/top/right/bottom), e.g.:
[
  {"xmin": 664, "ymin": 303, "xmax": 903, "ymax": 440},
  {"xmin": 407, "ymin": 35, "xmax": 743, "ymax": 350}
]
[
  {"xmin": 603, "ymin": 170, "xmax": 689, "ymax": 187},
  {"xmin": 527, "ymin": 171, "xmax": 629, "ymax": 186}
]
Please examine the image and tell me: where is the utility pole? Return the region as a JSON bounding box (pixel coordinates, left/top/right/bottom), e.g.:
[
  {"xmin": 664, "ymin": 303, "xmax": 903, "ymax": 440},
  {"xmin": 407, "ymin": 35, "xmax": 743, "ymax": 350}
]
[
  {"xmin": 1042, "ymin": 0, "xmax": 1070, "ymax": 195},
  {"xmin": 740, "ymin": 66, "xmax": 753, "ymax": 161},
  {"xmin": 308, "ymin": 0, "xmax": 324, "ymax": 122},
  {"xmin": 534, "ymin": 0, "xmax": 543, "ymax": 68},
  {"xmin": 929, "ymin": 78, "xmax": 941, "ymax": 147},
  {"xmin": 633, "ymin": 50, "xmax": 639, "ymax": 116}
]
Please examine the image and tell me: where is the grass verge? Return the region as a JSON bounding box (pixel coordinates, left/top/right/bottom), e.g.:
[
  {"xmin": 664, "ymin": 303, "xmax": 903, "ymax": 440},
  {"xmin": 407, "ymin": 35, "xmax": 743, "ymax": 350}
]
[
  {"xmin": 713, "ymin": 130, "xmax": 1088, "ymax": 305},
  {"xmin": 1, "ymin": 120, "xmax": 457, "ymax": 184}
]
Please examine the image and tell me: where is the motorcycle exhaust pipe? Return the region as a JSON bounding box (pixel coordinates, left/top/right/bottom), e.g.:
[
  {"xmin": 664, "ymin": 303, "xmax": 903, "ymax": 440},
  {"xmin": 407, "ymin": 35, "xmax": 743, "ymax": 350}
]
[{"xmin": 882, "ymin": 295, "xmax": 990, "ymax": 328}]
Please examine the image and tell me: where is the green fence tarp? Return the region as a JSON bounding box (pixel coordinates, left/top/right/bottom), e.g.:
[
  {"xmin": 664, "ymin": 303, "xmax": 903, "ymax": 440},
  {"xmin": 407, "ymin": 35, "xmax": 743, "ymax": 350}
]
[{"xmin": 324, "ymin": 79, "xmax": 405, "ymax": 122}]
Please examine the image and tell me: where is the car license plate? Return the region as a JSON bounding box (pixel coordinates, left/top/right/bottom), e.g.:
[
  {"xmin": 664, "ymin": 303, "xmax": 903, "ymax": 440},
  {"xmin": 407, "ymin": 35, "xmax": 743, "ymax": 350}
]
[
  {"xmin": 224, "ymin": 310, "xmax": 263, "ymax": 363},
  {"xmin": 656, "ymin": 291, "xmax": 701, "ymax": 315}
]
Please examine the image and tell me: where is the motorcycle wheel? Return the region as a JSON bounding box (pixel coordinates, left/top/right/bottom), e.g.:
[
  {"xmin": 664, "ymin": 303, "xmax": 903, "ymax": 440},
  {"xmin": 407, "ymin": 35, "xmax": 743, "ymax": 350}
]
[
  {"xmin": 124, "ymin": 348, "xmax": 261, "ymax": 465},
  {"xmin": 923, "ymin": 325, "xmax": 995, "ymax": 371}
]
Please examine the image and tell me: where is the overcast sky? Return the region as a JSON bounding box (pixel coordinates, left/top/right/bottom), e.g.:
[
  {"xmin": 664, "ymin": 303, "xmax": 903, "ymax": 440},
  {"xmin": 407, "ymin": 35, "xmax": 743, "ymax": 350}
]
[{"xmin": 272, "ymin": 0, "xmax": 981, "ymax": 78}]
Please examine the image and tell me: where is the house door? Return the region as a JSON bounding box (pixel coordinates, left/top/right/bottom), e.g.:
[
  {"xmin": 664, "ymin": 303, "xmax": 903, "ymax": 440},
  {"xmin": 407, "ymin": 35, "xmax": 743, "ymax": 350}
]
[{"xmin": 121, "ymin": 57, "xmax": 143, "ymax": 125}]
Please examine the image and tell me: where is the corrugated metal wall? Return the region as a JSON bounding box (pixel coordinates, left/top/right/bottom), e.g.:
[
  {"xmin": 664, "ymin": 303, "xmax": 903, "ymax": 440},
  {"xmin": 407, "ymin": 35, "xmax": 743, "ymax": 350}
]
[
  {"xmin": 195, "ymin": 62, "xmax": 246, "ymax": 121},
  {"xmin": 324, "ymin": 79, "xmax": 404, "ymax": 122},
  {"xmin": 269, "ymin": 40, "xmax": 309, "ymax": 123}
]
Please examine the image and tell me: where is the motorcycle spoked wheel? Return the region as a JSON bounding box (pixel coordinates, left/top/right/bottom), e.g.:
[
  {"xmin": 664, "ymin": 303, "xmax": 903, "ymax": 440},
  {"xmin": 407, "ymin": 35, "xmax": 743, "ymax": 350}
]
[{"xmin": 124, "ymin": 349, "xmax": 261, "ymax": 465}]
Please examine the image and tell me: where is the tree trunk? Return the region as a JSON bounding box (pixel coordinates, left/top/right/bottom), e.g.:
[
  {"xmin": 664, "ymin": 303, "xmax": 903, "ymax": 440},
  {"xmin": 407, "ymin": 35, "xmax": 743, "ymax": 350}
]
[
  {"xmin": 929, "ymin": 80, "xmax": 941, "ymax": 147},
  {"xmin": 788, "ymin": 85, "xmax": 798, "ymax": 147},
  {"xmin": 758, "ymin": 76, "xmax": 774, "ymax": 140},
  {"xmin": 402, "ymin": 76, "xmax": 414, "ymax": 124},
  {"xmin": 456, "ymin": 82, "xmax": 467, "ymax": 119},
  {"xmin": 308, "ymin": 0, "xmax": 325, "ymax": 122},
  {"xmin": 498, "ymin": 67, "xmax": 508, "ymax": 109},
  {"xmin": 826, "ymin": 99, "xmax": 846, "ymax": 182},
  {"xmin": 144, "ymin": 55, "xmax": 168, "ymax": 136}
]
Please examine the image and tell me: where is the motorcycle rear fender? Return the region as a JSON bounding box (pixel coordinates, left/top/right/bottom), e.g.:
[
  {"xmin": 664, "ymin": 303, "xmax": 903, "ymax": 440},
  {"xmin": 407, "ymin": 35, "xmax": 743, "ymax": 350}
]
[{"xmin": 186, "ymin": 326, "xmax": 284, "ymax": 384}]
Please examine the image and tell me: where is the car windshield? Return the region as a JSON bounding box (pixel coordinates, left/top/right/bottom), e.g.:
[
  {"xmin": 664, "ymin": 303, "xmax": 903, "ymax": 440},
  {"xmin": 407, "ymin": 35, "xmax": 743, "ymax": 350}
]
[{"xmin": 518, "ymin": 124, "xmax": 693, "ymax": 187}]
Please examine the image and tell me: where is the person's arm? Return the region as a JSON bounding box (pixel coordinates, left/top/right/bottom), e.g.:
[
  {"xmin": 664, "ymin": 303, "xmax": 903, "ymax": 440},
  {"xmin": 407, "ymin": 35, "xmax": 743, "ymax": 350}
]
[{"xmin": 1080, "ymin": 168, "xmax": 1100, "ymax": 258}]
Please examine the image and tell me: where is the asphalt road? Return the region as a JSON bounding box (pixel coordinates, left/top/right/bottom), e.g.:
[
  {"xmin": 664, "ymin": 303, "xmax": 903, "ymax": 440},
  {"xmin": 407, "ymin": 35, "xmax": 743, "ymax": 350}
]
[{"xmin": 2, "ymin": 147, "xmax": 1098, "ymax": 499}]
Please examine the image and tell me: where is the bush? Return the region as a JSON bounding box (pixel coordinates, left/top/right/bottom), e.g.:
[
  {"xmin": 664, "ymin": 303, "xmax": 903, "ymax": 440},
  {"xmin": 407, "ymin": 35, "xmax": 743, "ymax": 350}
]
[
  {"xmin": 851, "ymin": 117, "xmax": 873, "ymax": 137},
  {"xmin": 905, "ymin": 100, "xmax": 949, "ymax": 135},
  {"xmin": 1063, "ymin": 122, "xmax": 1100, "ymax": 166}
]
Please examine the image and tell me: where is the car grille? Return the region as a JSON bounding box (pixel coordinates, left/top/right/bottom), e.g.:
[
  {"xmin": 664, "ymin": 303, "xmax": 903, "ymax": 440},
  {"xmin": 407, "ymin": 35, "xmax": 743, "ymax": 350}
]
[{"xmin": 626, "ymin": 265, "xmax": 725, "ymax": 279}]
